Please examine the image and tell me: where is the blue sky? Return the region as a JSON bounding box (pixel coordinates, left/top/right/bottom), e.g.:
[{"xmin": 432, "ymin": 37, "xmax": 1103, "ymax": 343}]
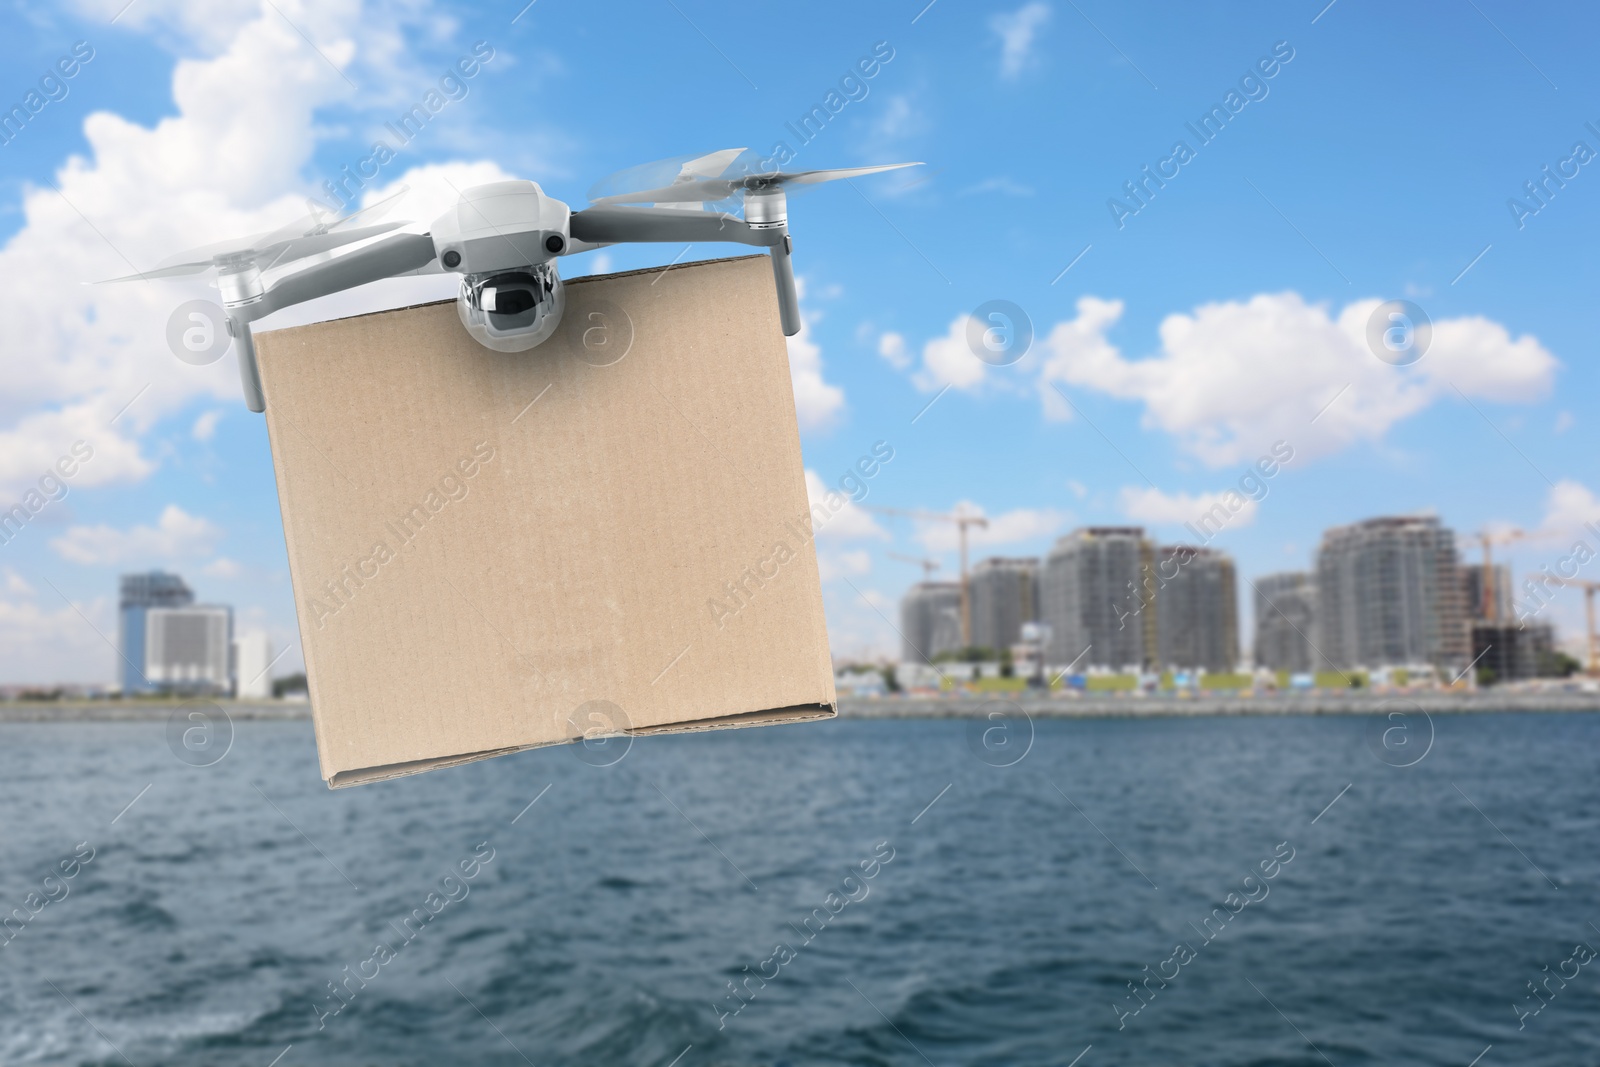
[{"xmin": 0, "ymin": 0, "xmax": 1596, "ymax": 680}]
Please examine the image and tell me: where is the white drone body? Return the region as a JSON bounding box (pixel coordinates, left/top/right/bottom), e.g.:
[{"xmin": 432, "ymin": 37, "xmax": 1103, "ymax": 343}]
[{"xmin": 101, "ymin": 151, "xmax": 919, "ymax": 412}]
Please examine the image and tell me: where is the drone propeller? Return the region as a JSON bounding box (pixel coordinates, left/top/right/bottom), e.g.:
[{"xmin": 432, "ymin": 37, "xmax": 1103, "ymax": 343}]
[
  {"xmin": 95, "ymin": 187, "xmax": 413, "ymax": 285},
  {"xmin": 585, "ymin": 148, "xmax": 751, "ymax": 209},
  {"xmin": 588, "ymin": 159, "xmax": 921, "ymax": 207}
]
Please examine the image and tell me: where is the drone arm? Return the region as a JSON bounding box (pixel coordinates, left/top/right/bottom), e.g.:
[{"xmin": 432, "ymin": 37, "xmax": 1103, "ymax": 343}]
[
  {"xmin": 227, "ymin": 232, "xmax": 439, "ymax": 413},
  {"xmin": 569, "ymin": 206, "xmax": 776, "ymax": 247},
  {"xmin": 569, "ymin": 208, "xmax": 800, "ymax": 337},
  {"xmin": 229, "ymin": 318, "xmax": 266, "ymax": 413},
  {"xmin": 768, "ymin": 233, "xmax": 801, "ymax": 337},
  {"xmin": 255, "ymin": 232, "xmax": 439, "ymax": 317}
]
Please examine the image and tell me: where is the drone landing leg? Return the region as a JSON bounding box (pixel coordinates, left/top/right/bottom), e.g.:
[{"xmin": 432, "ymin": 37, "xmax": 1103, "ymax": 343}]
[
  {"xmin": 769, "ymin": 234, "xmax": 801, "ymax": 337},
  {"xmin": 230, "ymin": 315, "xmax": 266, "ymax": 413}
]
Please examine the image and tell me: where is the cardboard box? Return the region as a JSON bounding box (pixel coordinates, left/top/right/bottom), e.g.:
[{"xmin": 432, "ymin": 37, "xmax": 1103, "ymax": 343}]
[{"xmin": 255, "ymin": 254, "xmax": 836, "ymax": 787}]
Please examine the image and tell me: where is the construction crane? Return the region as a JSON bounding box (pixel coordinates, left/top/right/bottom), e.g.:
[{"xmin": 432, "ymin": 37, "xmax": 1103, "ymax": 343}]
[
  {"xmin": 864, "ymin": 505, "xmax": 989, "ymax": 646},
  {"xmin": 1472, "ymin": 526, "xmax": 1525, "ymax": 620},
  {"xmin": 1546, "ymin": 577, "xmax": 1600, "ymax": 675},
  {"xmin": 887, "ymin": 552, "xmax": 941, "ymax": 580}
]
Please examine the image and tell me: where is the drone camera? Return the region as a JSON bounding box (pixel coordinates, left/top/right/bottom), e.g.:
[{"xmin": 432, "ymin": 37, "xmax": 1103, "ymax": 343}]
[{"xmin": 456, "ymin": 263, "xmax": 565, "ymax": 352}]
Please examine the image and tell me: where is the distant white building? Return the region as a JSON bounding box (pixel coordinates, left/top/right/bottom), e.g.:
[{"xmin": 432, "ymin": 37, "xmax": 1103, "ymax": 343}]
[
  {"xmin": 145, "ymin": 605, "xmax": 232, "ymax": 694},
  {"xmin": 234, "ymin": 630, "xmax": 273, "ymax": 700}
]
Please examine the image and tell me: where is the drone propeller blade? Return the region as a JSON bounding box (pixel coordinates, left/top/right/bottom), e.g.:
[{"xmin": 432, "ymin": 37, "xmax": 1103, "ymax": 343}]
[
  {"xmin": 252, "ymin": 184, "xmax": 413, "ymax": 250},
  {"xmin": 125, "ymin": 185, "xmax": 415, "ymax": 281},
  {"xmin": 590, "ymin": 161, "xmax": 924, "ymax": 206},
  {"xmin": 587, "ymin": 148, "xmax": 749, "ymax": 205},
  {"xmin": 256, "ymin": 221, "xmax": 407, "ymax": 272},
  {"xmin": 784, "ymin": 162, "xmax": 923, "ymax": 185},
  {"xmin": 679, "ymin": 147, "xmax": 747, "ymax": 181},
  {"xmin": 93, "ymin": 261, "xmax": 218, "ymax": 284},
  {"xmin": 591, "ymin": 177, "xmax": 743, "ymax": 205},
  {"xmin": 656, "ymin": 147, "xmax": 752, "ymax": 212},
  {"xmin": 152, "ymin": 228, "xmax": 282, "ymax": 271}
]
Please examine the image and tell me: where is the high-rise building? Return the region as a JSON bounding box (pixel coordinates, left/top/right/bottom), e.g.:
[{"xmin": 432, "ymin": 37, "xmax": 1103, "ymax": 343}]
[
  {"xmin": 146, "ymin": 605, "xmax": 233, "ymax": 694},
  {"xmin": 1040, "ymin": 527, "xmax": 1154, "ymax": 670},
  {"xmin": 899, "ymin": 581, "xmax": 963, "ymax": 663},
  {"xmin": 1153, "ymin": 546, "xmax": 1238, "ymax": 672},
  {"xmin": 969, "ymin": 557, "xmax": 1039, "ymax": 654},
  {"xmin": 234, "ymin": 630, "xmax": 274, "ymax": 700},
  {"xmin": 1315, "ymin": 515, "xmax": 1467, "ymax": 671},
  {"xmin": 1471, "ymin": 620, "xmax": 1554, "ymax": 682},
  {"xmin": 1461, "ymin": 563, "xmax": 1513, "ymax": 622},
  {"xmin": 1253, "ymin": 571, "xmax": 1318, "ymax": 673},
  {"xmin": 118, "ymin": 571, "xmax": 193, "ymax": 694}
]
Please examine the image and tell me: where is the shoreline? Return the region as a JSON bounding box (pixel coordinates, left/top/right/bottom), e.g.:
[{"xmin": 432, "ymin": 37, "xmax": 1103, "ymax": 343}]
[
  {"xmin": 0, "ymin": 701, "xmax": 310, "ymax": 723},
  {"xmin": 838, "ymin": 689, "xmax": 1600, "ymax": 718},
  {"xmin": 2, "ymin": 689, "xmax": 1599, "ymax": 723}
]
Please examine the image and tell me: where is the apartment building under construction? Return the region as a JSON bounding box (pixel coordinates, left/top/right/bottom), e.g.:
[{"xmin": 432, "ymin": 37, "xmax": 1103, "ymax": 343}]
[
  {"xmin": 1253, "ymin": 570, "xmax": 1319, "ymax": 673},
  {"xmin": 968, "ymin": 557, "xmax": 1039, "ymax": 654},
  {"xmin": 899, "ymin": 580, "xmax": 963, "ymax": 664},
  {"xmin": 1154, "ymin": 545, "xmax": 1239, "ymax": 672},
  {"xmin": 1314, "ymin": 515, "xmax": 1467, "ymax": 672},
  {"xmin": 1040, "ymin": 527, "xmax": 1157, "ymax": 670}
]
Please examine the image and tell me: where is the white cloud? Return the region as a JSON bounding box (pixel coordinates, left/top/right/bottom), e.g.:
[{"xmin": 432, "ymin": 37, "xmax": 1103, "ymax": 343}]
[
  {"xmin": 1119, "ymin": 485, "xmax": 1260, "ymax": 530},
  {"xmin": 819, "ymin": 581, "xmax": 899, "ymax": 661},
  {"xmin": 191, "ymin": 409, "xmax": 223, "ymax": 442},
  {"xmin": 202, "ymin": 556, "xmax": 243, "ymax": 578},
  {"xmin": 1039, "ymin": 293, "xmax": 1559, "ymax": 466},
  {"xmin": 0, "ymin": 404, "xmax": 151, "ymax": 497},
  {"xmin": 869, "ymin": 93, "xmax": 926, "ymax": 142},
  {"xmin": 1528, "ymin": 480, "xmax": 1600, "ymax": 543},
  {"xmin": 804, "ymin": 470, "xmax": 888, "ymax": 540},
  {"xmin": 2, "ymin": 568, "xmax": 34, "ymax": 597},
  {"xmin": 786, "ymin": 277, "xmax": 846, "ymax": 429},
  {"xmin": 50, "ymin": 504, "xmax": 222, "ymax": 565},
  {"xmin": 817, "ymin": 548, "xmax": 872, "ymax": 582},
  {"xmin": 0, "ymin": 591, "xmax": 116, "ymax": 685},
  {"xmin": 914, "ymin": 502, "xmax": 1065, "ymax": 553},
  {"xmin": 579, "ymin": 251, "xmax": 615, "ymax": 277},
  {"xmin": 962, "ymin": 177, "xmax": 1035, "ymax": 197},
  {"xmin": 877, "ymin": 331, "xmax": 910, "ymax": 370},
  {"xmin": 991, "ymin": 2, "xmax": 1051, "ymax": 80},
  {"xmin": 912, "ymin": 315, "xmax": 987, "ymax": 392},
  {"xmin": 1555, "ymin": 410, "xmax": 1574, "ymax": 434}
]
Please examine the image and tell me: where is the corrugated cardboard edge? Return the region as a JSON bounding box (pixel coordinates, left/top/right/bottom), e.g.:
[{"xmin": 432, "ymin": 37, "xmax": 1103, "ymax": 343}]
[
  {"xmin": 257, "ymin": 254, "xmax": 837, "ymax": 787},
  {"xmin": 327, "ymin": 703, "xmax": 835, "ymax": 788}
]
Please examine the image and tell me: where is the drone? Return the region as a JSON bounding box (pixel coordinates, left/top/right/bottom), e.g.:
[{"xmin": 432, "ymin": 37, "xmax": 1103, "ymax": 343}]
[{"xmin": 100, "ymin": 149, "xmax": 920, "ymax": 412}]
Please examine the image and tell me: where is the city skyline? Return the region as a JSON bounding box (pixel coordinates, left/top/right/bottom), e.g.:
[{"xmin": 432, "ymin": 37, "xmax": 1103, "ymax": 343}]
[{"xmin": 897, "ymin": 510, "xmax": 1591, "ymax": 678}]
